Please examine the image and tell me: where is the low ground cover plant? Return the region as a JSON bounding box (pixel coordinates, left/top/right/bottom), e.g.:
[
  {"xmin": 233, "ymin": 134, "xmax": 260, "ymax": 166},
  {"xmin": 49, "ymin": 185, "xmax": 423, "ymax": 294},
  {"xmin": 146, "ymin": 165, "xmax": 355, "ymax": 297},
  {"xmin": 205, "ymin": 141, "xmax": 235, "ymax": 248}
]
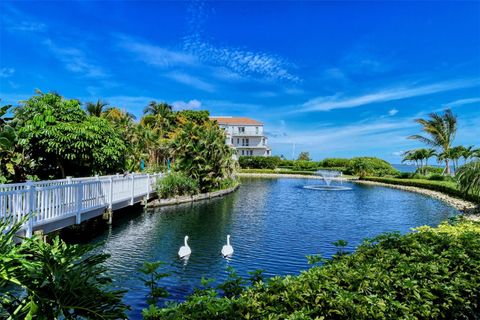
[
  {"xmin": 142, "ymin": 219, "xmax": 480, "ymax": 319},
  {"xmin": 156, "ymin": 172, "xmax": 199, "ymax": 199}
]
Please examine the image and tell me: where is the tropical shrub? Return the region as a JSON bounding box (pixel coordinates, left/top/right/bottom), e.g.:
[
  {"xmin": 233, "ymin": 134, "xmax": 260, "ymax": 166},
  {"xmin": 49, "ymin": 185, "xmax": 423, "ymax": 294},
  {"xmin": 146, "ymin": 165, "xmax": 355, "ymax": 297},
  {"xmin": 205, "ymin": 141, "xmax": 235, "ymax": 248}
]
[
  {"xmin": 456, "ymin": 160, "xmax": 480, "ymax": 197},
  {"xmin": 296, "ymin": 151, "xmax": 311, "ymax": 161},
  {"xmin": 319, "ymin": 157, "xmax": 351, "ymax": 168},
  {"xmin": 156, "ymin": 172, "xmax": 199, "ymax": 199},
  {"xmin": 292, "ymin": 160, "xmax": 319, "ymax": 171},
  {"xmin": 363, "ymin": 176, "xmax": 480, "ymax": 203},
  {"xmin": 14, "ymin": 91, "xmax": 126, "ymax": 178},
  {"xmin": 347, "ymin": 157, "xmax": 398, "ymax": 177},
  {"xmin": 0, "ymin": 219, "xmax": 129, "ymax": 319},
  {"xmin": 141, "ymin": 219, "xmax": 480, "ymax": 319},
  {"xmin": 238, "ymin": 156, "xmax": 281, "ymax": 169},
  {"xmin": 418, "ymin": 165, "xmax": 444, "ymax": 175},
  {"xmin": 169, "ymin": 119, "xmax": 236, "ymax": 192}
]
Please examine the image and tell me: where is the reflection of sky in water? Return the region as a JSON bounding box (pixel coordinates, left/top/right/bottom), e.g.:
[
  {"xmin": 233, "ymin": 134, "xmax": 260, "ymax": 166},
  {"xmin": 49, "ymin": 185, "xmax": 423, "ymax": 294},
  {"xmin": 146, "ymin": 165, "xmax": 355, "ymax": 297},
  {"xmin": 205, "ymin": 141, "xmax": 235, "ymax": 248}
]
[{"xmin": 85, "ymin": 178, "xmax": 457, "ymax": 318}]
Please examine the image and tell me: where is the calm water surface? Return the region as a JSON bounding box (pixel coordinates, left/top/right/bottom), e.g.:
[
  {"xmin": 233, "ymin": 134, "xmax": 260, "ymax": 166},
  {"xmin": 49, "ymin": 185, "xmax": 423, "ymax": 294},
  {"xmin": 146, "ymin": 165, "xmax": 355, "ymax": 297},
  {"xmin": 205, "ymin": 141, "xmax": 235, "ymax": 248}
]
[{"xmin": 87, "ymin": 178, "xmax": 457, "ymax": 318}]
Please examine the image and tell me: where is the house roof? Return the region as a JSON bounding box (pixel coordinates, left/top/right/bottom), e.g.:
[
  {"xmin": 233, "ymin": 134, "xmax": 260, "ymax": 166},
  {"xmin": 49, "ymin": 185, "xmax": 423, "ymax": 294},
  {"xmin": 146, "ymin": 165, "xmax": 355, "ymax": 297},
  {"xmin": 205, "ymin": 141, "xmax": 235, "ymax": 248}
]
[{"xmin": 210, "ymin": 117, "xmax": 263, "ymax": 126}]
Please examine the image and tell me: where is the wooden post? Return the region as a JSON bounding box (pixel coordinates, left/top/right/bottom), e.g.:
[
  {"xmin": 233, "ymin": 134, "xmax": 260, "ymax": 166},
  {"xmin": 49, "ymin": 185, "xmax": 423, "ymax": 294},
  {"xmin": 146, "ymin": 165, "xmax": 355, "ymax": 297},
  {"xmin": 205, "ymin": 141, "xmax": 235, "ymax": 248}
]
[
  {"xmin": 25, "ymin": 181, "xmax": 35, "ymax": 238},
  {"xmin": 130, "ymin": 173, "xmax": 135, "ymax": 205},
  {"xmin": 75, "ymin": 181, "xmax": 83, "ymax": 224}
]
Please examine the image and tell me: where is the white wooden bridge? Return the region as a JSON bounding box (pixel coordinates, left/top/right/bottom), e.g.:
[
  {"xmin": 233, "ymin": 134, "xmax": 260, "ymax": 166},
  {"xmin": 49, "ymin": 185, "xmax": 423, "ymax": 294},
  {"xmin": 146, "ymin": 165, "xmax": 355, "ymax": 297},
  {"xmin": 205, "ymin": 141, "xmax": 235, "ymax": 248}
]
[{"xmin": 0, "ymin": 173, "xmax": 163, "ymax": 237}]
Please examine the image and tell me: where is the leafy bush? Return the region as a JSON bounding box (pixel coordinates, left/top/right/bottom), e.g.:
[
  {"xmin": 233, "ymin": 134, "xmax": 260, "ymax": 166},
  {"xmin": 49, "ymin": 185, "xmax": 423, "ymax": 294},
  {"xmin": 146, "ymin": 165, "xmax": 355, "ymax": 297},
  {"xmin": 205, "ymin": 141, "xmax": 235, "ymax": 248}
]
[
  {"xmin": 292, "ymin": 160, "xmax": 319, "ymax": 171},
  {"xmin": 428, "ymin": 173, "xmax": 447, "ymax": 181},
  {"xmin": 319, "ymin": 158, "xmax": 352, "ymax": 168},
  {"xmin": 156, "ymin": 172, "xmax": 199, "ymax": 199},
  {"xmin": 238, "ymin": 156, "xmax": 281, "ymax": 169},
  {"xmin": 346, "ymin": 157, "xmax": 398, "ymax": 177},
  {"xmin": 142, "ymin": 220, "xmax": 480, "ymax": 319},
  {"xmin": 456, "ymin": 160, "xmax": 480, "ymax": 197},
  {"xmin": 362, "ymin": 176, "xmax": 480, "ymax": 203},
  {"xmin": 0, "ymin": 219, "xmax": 129, "ymax": 319},
  {"xmin": 417, "ymin": 165, "xmax": 444, "ymax": 175},
  {"xmin": 238, "ymin": 168, "xmax": 316, "ymax": 175},
  {"xmin": 169, "ymin": 120, "xmax": 236, "ymax": 192}
]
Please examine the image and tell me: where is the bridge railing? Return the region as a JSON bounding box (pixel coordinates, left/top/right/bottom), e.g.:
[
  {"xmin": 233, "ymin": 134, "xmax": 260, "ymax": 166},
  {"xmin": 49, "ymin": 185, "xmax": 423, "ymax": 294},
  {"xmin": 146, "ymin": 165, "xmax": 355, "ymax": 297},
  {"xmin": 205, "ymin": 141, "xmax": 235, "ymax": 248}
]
[{"xmin": 0, "ymin": 172, "xmax": 163, "ymax": 237}]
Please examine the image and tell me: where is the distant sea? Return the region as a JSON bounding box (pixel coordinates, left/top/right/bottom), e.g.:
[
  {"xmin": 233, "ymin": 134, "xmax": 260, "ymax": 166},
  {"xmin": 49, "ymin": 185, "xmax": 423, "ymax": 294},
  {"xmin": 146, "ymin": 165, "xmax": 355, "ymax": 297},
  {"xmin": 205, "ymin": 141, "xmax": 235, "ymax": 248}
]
[
  {"xmin": 392, "ymin": 163, "xmax": 445, "ymax": 173},
  {"xmin": 392, "ymin": 164, "xmax": 417, "ymax": 173}
]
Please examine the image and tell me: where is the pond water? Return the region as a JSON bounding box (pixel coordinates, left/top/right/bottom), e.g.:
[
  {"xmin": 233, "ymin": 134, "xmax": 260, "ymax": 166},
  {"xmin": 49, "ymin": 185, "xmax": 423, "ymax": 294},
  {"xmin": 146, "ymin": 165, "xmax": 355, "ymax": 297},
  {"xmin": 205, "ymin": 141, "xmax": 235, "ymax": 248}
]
[{"xmin": 86, "ymin": 178, "xmax": 457, "ymax": 318}]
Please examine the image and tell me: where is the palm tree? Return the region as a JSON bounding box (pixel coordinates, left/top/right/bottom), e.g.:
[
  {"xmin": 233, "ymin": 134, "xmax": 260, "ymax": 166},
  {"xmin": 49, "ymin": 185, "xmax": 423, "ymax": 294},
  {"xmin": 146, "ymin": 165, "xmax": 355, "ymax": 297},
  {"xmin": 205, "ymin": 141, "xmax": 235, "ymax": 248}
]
[
  {"xmin": 456, "ymin": 160, "xmax": 480, "ymax": 197},
  {"xmin": 85, "ymin": 99, "xmax": 108, "ymax": 117},
  {"xmin": 409, "ymin": 109, "xmax": 457, "ymax": 175},
  {"xmin": 143, "ymin": 101, "xmax": 173, "ymax": 117},
  {"xmin": 449, "ymin": 146, "xmax": 466, "ymax": 172},
  {"xmin": 462, "ymin": 145, "xmax": 476, "ymax": 163}
]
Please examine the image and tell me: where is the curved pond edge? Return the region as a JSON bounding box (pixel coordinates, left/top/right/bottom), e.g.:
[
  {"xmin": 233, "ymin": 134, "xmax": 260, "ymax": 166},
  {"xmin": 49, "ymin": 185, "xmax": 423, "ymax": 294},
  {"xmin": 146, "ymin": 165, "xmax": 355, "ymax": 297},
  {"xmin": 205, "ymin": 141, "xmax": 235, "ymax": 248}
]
[
  {"xmin": 147, "ymin": 184, "xmax": 240, "ymax": 208},
  {"xmin": 237, "ymin": 172, "xmax": 479, "ymax": 221}
]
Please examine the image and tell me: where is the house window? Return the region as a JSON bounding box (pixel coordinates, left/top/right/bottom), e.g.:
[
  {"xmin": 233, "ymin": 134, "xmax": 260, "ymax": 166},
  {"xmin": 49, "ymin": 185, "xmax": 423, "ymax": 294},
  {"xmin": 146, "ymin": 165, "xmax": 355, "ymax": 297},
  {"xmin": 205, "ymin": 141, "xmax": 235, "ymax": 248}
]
[
  {"xmin": 250, "ymin": 150, "xmax": 253, "ymax": 155},
  {"xmin": 241, "ymin": 150, "xmax": 245, "ymax": 155},
  {"xmin": 237, "ymin": 138, "xmax": 240, "ymax": 144},
  {"xmin": 255, "ymin": 127, "xmax": 259, "ymax": 134},
  {"xmin": 238, "ymin": 127, "xmax": 245, "ymax": 133}
]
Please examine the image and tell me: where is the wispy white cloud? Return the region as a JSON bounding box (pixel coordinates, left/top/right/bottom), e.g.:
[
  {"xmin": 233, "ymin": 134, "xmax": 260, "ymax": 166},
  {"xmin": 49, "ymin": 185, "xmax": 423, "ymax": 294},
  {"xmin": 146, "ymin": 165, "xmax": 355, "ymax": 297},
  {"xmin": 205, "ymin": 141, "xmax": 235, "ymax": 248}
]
[
  {"xmin": 43, "ymin": 39, "xmax": 108, "ymax": 78},
  {"xmin": 444, "ymin": 97, "xmax": 480, "ymax": 107},
  {"xmin": 1, "ymin": 5, "xmax": 47, "ymax": 33},
  {"xmin": 0, "ymin": 68, "xmax": 15, "ymax": 78},
  {"xmin": 171, "ymin": 99, "xmax": 202, "ymax": 110},
  {"xmin": 183, "ymin": 1, "xmax": 299, "ymax": 83},
  {"xmin": 116, "ymin": 35, "xmax": 198, "ymax": 68},
  {"xmin": 388, "ymin": 108, "xmax": 399, "ymax": 116},
  {"xmin": 300, "ymin": 78, "xmax": 480, "ymax": 112},
  {"xmin": 166, "ymin": 72, "xmax": 215, "ymax": 92}
]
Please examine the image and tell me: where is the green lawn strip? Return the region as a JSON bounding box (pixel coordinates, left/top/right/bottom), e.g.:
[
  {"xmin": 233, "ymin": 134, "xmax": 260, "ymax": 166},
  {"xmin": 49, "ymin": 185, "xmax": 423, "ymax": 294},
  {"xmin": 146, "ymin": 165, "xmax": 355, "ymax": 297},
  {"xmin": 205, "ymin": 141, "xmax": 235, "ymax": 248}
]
[{"xmin": 363, "ymin": 176, "xmax": 480, "ymax": 203}]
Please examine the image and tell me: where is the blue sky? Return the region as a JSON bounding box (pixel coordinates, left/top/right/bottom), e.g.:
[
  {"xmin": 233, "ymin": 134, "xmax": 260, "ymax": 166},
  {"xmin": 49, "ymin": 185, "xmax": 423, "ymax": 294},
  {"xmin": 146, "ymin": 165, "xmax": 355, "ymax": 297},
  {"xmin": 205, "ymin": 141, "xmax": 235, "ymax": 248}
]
[{"xmin": 1, "ymin": 1, "xmax": 479, "ymax": 162}]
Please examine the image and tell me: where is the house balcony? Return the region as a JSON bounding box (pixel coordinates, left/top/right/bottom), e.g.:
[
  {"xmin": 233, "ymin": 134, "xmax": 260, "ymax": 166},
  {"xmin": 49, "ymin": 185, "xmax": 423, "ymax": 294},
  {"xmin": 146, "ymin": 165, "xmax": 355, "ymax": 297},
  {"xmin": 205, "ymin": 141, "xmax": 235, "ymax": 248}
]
[{"xmin": 234, "ymin": 145, "xmax": 269, "ymax": 149}]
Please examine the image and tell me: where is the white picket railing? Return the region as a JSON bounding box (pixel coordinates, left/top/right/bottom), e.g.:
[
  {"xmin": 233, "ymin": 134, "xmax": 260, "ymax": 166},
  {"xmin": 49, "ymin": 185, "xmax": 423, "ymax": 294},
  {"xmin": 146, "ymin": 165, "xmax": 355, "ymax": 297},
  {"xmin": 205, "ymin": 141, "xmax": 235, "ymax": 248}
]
[{"xmin": 0, "ymin": 173, "xmax": 163, "ymax": 237}]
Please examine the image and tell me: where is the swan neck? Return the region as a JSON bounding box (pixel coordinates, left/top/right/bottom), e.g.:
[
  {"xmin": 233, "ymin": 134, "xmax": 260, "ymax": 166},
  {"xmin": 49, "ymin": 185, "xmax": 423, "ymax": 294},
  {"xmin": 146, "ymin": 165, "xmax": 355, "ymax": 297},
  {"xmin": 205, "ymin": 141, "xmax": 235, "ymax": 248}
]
[
  {"xmin": 184, "ymin": 237, "xmax": 188, "ymax": 246},
  {"xmin": 227, "ymin": 236, "xmax": 230, "ymax": 246}
]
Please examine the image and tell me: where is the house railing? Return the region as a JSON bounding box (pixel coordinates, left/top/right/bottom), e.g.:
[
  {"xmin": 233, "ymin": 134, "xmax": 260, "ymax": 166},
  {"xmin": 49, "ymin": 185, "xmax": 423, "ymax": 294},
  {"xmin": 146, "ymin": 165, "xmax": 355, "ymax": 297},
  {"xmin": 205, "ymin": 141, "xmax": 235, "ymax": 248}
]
[{"xmin": 0, "ymin": 173, "xmax": 163, "ymax": 237}]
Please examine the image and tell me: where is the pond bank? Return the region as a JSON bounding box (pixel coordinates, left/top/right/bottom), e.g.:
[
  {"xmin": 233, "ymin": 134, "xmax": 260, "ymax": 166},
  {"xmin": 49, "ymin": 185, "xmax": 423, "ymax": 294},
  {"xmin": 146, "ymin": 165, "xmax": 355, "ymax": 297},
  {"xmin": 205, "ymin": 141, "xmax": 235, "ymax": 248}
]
[
  {"xmin": 147, "ymin": 184, "xmax": 240, "ymax": 208},
  {"xmin": 237, "ymin": 172, "xmax": 479, "ymax": 220}
]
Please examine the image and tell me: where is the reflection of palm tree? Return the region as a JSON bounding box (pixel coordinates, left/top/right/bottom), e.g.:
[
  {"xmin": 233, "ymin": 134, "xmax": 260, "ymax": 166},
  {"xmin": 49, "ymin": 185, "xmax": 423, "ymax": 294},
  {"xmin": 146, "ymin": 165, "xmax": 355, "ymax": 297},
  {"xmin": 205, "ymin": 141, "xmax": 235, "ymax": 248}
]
[
  {"xmin": 409, "ymin": 109, "xmax": 457, "ymax": 175},
  {"xmin": 85, "ymin": 99, "xmax": 108, "ymax": 117}
]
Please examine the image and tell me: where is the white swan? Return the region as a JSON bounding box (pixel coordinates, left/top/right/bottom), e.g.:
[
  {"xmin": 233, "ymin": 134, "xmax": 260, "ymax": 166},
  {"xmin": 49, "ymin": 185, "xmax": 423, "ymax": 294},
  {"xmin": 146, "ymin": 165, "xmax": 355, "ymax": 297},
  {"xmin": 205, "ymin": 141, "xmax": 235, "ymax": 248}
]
[
  {"xmin": 178, "ymin": 235, "xmax": 191, "ymax": 258},
  {"xmin": 221, "ymin": 234, "xmax": 234, "ymax": 257}
]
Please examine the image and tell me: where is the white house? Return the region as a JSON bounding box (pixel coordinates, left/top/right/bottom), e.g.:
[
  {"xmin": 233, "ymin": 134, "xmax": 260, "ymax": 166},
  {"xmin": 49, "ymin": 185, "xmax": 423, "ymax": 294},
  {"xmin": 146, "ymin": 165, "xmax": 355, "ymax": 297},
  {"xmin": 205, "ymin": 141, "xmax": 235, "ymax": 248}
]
[{"xmin": 211, "ymin": 116, "xmax": 272, "ymax": 157}]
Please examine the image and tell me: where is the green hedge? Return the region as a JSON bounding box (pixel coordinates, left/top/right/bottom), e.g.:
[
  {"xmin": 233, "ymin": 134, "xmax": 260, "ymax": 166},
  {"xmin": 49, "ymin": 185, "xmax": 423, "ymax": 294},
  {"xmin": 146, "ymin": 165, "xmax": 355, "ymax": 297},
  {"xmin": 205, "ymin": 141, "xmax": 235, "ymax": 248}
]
[
  {"xmin": 238, "ymin": 168, "xmax": 316, "ymax": 175},
  {"xmin": 363, "ymin": 176, "xmax": 480, "ymax": 203},
  {"xmin": 345, "ymin": 157, "xmax": 399, "ymax": 177},
  {"xmin": 144, "ymin": 220, "xmax": 480, "ymax": 319},
  {"xmin": 238, "ymin": 156, "xmax": 281, "ymax": 169},
  {"xmin": 319, "ymin": 157, "xmax": 352, "ymax": 168}
]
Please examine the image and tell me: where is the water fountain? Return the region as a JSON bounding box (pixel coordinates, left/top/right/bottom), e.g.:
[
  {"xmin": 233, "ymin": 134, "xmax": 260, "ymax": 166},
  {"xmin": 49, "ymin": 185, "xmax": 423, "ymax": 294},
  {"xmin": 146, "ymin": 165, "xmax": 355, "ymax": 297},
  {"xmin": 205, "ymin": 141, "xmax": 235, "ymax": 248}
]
[{"xmin": 303, "ymin": 170, "xmax": 352, "ymax": 191}]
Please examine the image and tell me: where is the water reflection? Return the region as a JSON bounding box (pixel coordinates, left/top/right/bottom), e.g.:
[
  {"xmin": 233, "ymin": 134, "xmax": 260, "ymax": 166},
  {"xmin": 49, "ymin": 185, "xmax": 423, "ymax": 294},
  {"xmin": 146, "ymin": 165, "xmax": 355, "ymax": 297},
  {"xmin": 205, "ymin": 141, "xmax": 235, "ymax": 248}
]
[{"xmin": 82, "ymin": 178, "xmax": 457, "ymax": 318}]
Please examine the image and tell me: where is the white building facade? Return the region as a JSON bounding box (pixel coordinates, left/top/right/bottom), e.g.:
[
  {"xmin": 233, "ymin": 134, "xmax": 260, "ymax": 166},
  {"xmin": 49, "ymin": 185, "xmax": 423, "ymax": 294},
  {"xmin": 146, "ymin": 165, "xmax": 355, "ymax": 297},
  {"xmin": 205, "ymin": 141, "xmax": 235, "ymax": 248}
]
[{"xmin": 211, "ymin": 117, "xmax": 272, "ymax": 157}]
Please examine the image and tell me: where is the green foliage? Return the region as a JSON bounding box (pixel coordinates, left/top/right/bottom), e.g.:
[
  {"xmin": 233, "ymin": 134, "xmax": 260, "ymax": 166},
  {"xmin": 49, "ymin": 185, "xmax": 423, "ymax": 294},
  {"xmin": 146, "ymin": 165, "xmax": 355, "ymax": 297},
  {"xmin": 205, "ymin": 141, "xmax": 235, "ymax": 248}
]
[
  {"xmin": 239, "ymin": 168, "xmax": 316, "ymax": 175},
  {"xmin": 292, "ymin": 160, "xmax": 319, "ymax": 171},
  {"xmin": 418, "ymin": 165, "xmax": 444, "ymax": 175},
  {"xmin": 296, "ymin": 151, "xmax": 311, "ymax": 161},
  {"xmin": 145, "ymin": 220, "xmax": 480, "ymax": 319},
  {"xmin": 156, "ymin": 172, "xmax": 199, "ymax": 199},
  {"xmin": 409, "ymin": 109, "xmax": 457, "ymax": 175},
  {"xmin": 14, "ymin": 92, "xmax": 126, "ymax": 178},
  {"xmin": 174, "ymin": 110, "xmax": 210, "ymax": 125},
  {"xmin": 456, "ymin": 160, "xmax": 480, "ymax": 197},
  {"xmin": 363, "ymin": 176, "xmax": 480, "ymax": 203},
  {"xmin": 139, "ymin": 261, "xmax": 170, "ymax": 306},
  {"xmin": 170, "ymin": 119, "xmax": 236, "ymax": 192},
  {"xmin": 0, "ymin": 219, "xmax": 129, "ymax": 319},
  {"xmin": 346, "ymin": 157, "xmax": 398, "ymax": 177},
  {"xmin": 238, "ymin": 156, "xmax": 281, "ymax": 169},
  {"xmin": 319, "ymin": 157, "xmax": 352, "ymax": 168}
]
